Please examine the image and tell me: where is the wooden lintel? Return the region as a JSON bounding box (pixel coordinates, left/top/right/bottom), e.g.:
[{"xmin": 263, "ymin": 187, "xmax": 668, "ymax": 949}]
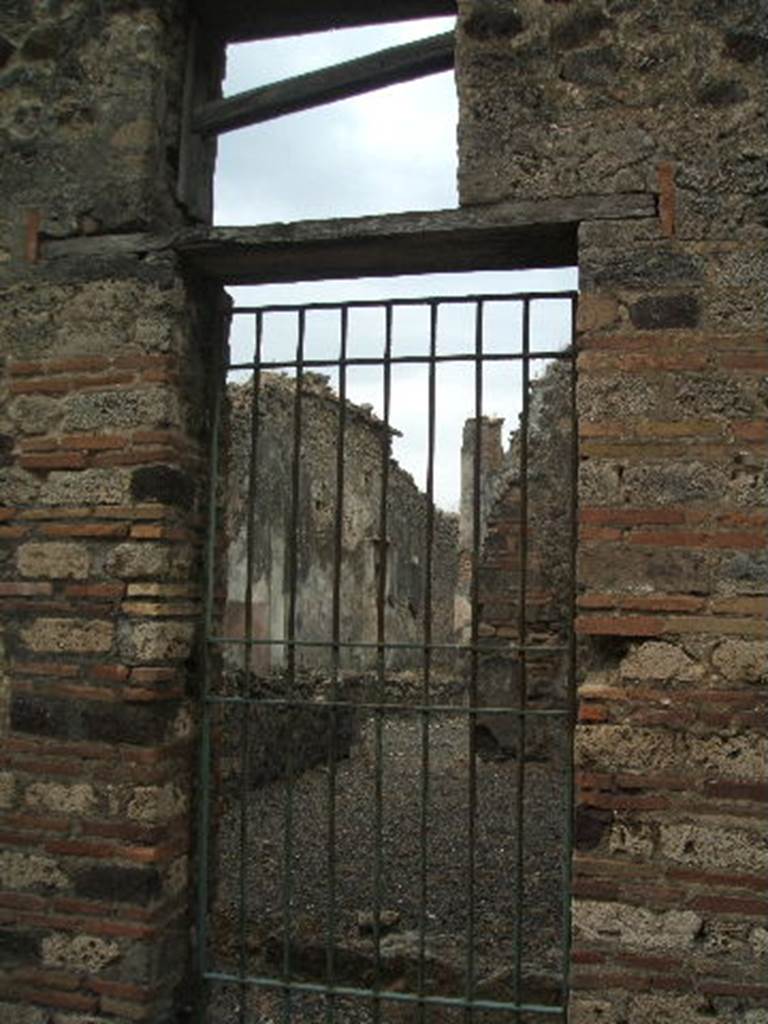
[
  {"xmin": 193, "ymin": 31, "xmax": 454, "ymax": 136},
  {"xmin": 40, "ymin": 195, "xmax": 657, "ymax": 285},
  {"xmin": 173, "ymin": 194, "xmax": 656, "ymax": 284},
  {"xmin": 190, "ymin": 0, "xmax": 456, "ymax": 44}
]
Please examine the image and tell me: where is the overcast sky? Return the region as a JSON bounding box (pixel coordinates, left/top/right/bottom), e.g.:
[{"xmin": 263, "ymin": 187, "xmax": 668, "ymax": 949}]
[{"xmin": 215, "ymin": 17, "xmax": 576, "ymax": 510}]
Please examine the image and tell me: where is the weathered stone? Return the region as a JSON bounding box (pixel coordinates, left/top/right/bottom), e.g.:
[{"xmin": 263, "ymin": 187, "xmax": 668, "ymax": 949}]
[
  {"xmin": 17, "ymin": 542, "xmax": 89, "ymax": 580},
  {"xmin": 42, "ymin": 933, "xmax": 120, "ymax": 972},
  {"xmin": 0, "ymin": 851, "xmax": 68, "ymax": 890},
  {"xmin": 80, "ymin": 701, "xmax": 177, "ymax": 746},
  {"xmin": 41, "ymin": 468, "xmax": 129, "ymax": 506},
  {"xmin": 463, "ymin": 3, "xmax": 524, "ymax": 41},
  {"xmin": 118, "ymin": 620, "xmax": 195, "ymax": 662},
  {"xmin": 629, "ymin": 294, "xmax": 701, "ymax": 329},
  {"xmin": 0, "ymin": 772, "xmax": 14, "ymax": 809},
  {"xmin": 24, "ymin": 781, "xmax": 96, "ymax": 815},
  {"xmin": 697, "ymin": 79, "xmax": 750, "ymax": 106},
  {"xmin": 608, "ymin": 816, "xmax": 655, "ymax": 858},
  {"xmin": 130, "ymin": 464, "xmax": 194, "ymax": 508},
  {"xmin": 619, "ymin": 641, "xmax": 703, "ymax": 682},
  {"xmin": 105, "ymin": 541, "xmax": 194, "ymax": 580},
  {"xmin": 624, "ymin": 993, "xmax": 719, "ymax": 1024},
  {"xmin": 660, "ymin": 822, "xmax": 768, "ymax": 873},
  {"xmin": 0, "ymin": 929, "xmax": 40, "ymax": 967},
  {"xmin": 73, "ymin": 865, "xmax": 162, "ymax": 905},
  {"xmin": 127, "ymin": 782, "xmax": 186, "ymax": 823},
  {"xmin": 0, "ymin": 1003, "xmax": 45, "ymax": 1024},
  {"xmin": 576, "ymin": 722, "xmax": 766, "ymax": 780},
  {"xmin": 711, "ymin": 639, "xmax": 767, "ymax": 684},
  {"xmin": 724, "ymin": 30, "xmax": 766, "ymax": 64},
  {"xmin": 62, "ymin": 387, "xmax": 182, "ymax": 433},
  {"xmin": 573, "ymin": 806, "xmax": 613, "ymax": 850},
  {"xmin": 10, "ymin": 695, "xmax": 70, "ymax": 740},
  {"xmin": 573, "ymin": 900, "xmax": 702, "ymax": 952},
  {"xmin": 561, "ymin": 46, "xmax": 621, "ymax": 86},
  {"xmin": 568, "ymin": 998, "xmax": 619, "ymax": 1024},
  {"xmin": 584, "ymin": 248, "xmax": 703, "ymax": 289},
  {"xmin": 21, "ymin": 617, "xmax": 113, "ymax": 653},
  {"xmin": 550, "ymin": 7, "xmax": 611, "ymax": 49},
  {"xmin": 8, "ymin": 394, "xmax": 62, "ymax": 435}
]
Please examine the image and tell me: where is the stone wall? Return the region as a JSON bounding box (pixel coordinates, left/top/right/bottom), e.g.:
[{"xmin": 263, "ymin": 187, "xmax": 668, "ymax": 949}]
[
  {"xmin": 457, "ymin": 1, "xmax": 767, "ymax": 1020},
  {"xmin": 225, "ymin": 372, "xmax": 459, "ymax": 673},
  {"xmin": 0, "ymin": 3, "xmax": 222, "ymax": 1021}
]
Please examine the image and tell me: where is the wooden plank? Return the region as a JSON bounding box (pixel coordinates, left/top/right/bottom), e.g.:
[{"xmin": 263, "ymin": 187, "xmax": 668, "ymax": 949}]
[
  {"xmin": 190, "ymin": 0, "xmax": 456, "ymax": 44},
  {"xmin": 173, "ymin": 194, "xmax": 656, "ymax": 284},
  {"xmin": 192, "ymin": 31, "xmax": 454, "ymax": 136},
  {"xmin": 41, "ymin": 195, "xmax": 657, "ymax": 284}
]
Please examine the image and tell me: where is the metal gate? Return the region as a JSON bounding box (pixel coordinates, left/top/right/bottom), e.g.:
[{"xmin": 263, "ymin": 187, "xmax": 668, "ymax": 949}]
[{"xmin": 198, "ymin": 288, "xmax": 578, "ymax": 1023}]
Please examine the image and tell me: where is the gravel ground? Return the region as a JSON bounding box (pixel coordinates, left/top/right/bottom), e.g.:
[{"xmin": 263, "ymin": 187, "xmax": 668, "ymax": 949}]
[{"xmin": 206, "ymin": 699, "xmax": 569, "ymax": 1024}]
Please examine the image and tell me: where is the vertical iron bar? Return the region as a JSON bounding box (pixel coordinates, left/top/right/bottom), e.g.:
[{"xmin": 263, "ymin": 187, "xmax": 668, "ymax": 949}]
[
  {"xmin": 562, "ymin": 295, "xmax": 579, "ymax": 1005},
  {"xmin": 283, "ymin": 309, "xmax": 305, "ymax": 1024},
  {"xmin": 326, "ymin": 308, "xmax": 348, "ymax": 1024},
  {"xmin": 197, "ymin": 307, "xmax": 228, "ymax": 1024},
  {"xmin": 373, "ymin": 304, "xmax": 393, "ymax": 1024},
  {"xmin": 513, "ymin": 300, "xmax": 531, "ymax": 1016},
  {"xmin": 466, "ymin": 300, "xmax": 484, "ymax": 1023},
  {"xmin": 418, "ymin": 303, "xmax": 438, "ymax": 1018},
  {"xmin": 238, "ymin": 311, "xmax": 263, "ymax": 1022}
]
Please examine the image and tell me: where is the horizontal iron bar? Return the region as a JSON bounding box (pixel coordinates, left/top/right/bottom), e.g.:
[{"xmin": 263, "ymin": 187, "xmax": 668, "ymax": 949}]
[
  {"xmin": 227, "ymin": 349, "xmax": 572, "ymax": 372},
  {"xmin": 232, "ymin": 290, "xmax": 579, "ymax": 313},
  {"xmin": 208, "ymin": 636, "xmax": 569, "ymax": 653},
  {"xmin": 193, "ymin": 31, "xmax": 454, "ymax": 136},
  {"xmin": 203, "ymin": 971, "xmax": 566, "ymax": 1015},
  {"xmin": 203, "ymin": 695, "xmax": 570, "ymax": 716}
]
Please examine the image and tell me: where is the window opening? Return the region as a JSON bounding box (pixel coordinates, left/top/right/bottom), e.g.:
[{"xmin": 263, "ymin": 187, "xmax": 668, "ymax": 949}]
[{"xmin": 214, "ymin": 17, "xmax": 457, "ymax": 224}]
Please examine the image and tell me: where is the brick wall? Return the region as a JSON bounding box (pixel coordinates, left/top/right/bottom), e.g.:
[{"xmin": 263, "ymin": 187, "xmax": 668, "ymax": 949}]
[
  {"xmin": 0, "ymin": 4, "xmax": 223, "ymax": 1021},
  {"xmin": 457, "ymin": 1, "xmax": 767, "ymax": 1020}
]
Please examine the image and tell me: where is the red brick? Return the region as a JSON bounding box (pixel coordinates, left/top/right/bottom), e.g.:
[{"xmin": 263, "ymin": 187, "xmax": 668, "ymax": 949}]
[
  {"xmin": 40, "ymin": 522, "xmax": 129, "ymax": 538},
  {"xmin": 10, "ymin": 966, "xmax": 81, "ymax": 991},
  {"xmin": 0, "ymin": 526, "xmax": 30, "ymax": 539},
  {"xmin": 0, "ymin": 812, "xmax": 70, "ymax": 833},
  {"xmin": 129, "ymin": 667, "xmax": 178, "ymax": 685},
  {"xmin": 19, "ymin": 436, "xmax": 59, "ymax": 451},
  {"xmin": 44, "ymin": 837, "xmax": 183, "ymax": 864},
  {"xmin": 710, "ymin": 596, "xmax": 768, "ymax": 616},
  {"xmin": 20, "ymin": 452, "xmax": 87, "ymax": 471},
  {"xmin": 65, "ymin": 582, "xmax": 126, "ymax": 599},
  {"xmin": 93, "ymin": 447, "xmax": 177, "ymax": 468},
  {"xmin": 580, "ymin": 507, "xmax": 687, "ymax": 527},
  {"xmin": 629, "ymin": 529, "xmax": 763, "ymax": 550},
  {"xmin": 19, "ymin": 506, "xmax": 93, "ymax": 520},
  {"xmin": 719, "ymin": 353, "xmax": 768, "ymax": 370},
  {"xmin": 0, "ymin": 891, "xmax": 48, "ymax": 911},
  {"xmin": 579, "ymin": 526, "xmax": 622, "ymax": 542},
  {"xmin": 8, "ymin": 360, "xmax": 45, "ymax": 376},
  {"xmin": 580, "ymin": 792, "xmax": 671, "ymax": 811},
  {"xmin": 667, "ymin": 867, "xmax": 768, "ymax": 893},
  {"xmin": 58, "ymin": 432, "xmax": 126, "ymax": 451},
  {"xmin": 84, "ymin": 663, "xmax": 130, "ymax": 682},
  {"xmin": 616, "ymin": 952, "xmax": 682, "ymax": 972},
  {"xmin": 12, "ymin": 660, "xmax": 80, "ymax": 678},
  {"xmin": 570, "ymin": 970, "xmax": 651, "ymax": 992},
  {"xmin": 571, "ymin": 949, "xmax": 607, "ymax": 965},
  {"xmin": 87, "ymin": 978, "xmax": 160, "ymax": 1001},
  {"xmin": 733, "ymin": 420, "xmax": 768, "ymax": 441},
  {"xmin": 704, "ymin": 781, "xmax": 768, "ymax": 802},
  {"xmin": 579, "ymin": 704, "xmax": 609, "ymax": 723},
  {"xmin": 47, "ymin": 356, "xmax": 112, "ymax": 375},
  {"xmin": 576, "ymin": 614, "xmax": 664, "ymax": 636},
  {"xmin": 691, "ymin": 895, "xmax": 768, "ymax": 916},
  {"xmin": 0, "ymin": 983, "xmax": 98, "ymax": 1012},
  {"xmin": 0, "ymin": 582, "xmax": 53, "ymax": 597},
  {"xmin": 699, "ymin": 981, "xmax": 768, "ymax": 999}
]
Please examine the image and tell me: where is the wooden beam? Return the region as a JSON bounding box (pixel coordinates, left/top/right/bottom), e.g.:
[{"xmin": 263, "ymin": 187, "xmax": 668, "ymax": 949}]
[
  {"xmin": 190, "ymin": 0, "xmax": 456, "ymax": 44},
  {"xmin": 40, "ymin": 195, "xmax": 657, "ymax": 285},
  {"xmin": 172, "ymin": 195, "xmax": 656, "ymax": 284},
  {"xmin": 192, "ymin": 31, "xmax": 454, "ymax": 136}
]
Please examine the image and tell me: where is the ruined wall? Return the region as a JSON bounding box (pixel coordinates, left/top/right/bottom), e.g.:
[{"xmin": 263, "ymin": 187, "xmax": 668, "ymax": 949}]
[
  {"xmin": 457, "ymin": 1, "xmax": 767, "ymax": 1020},
  {"xmin": 0, "ymin": 4, "xmax": 222, "ymax": 1021},
  {"xmin": 225, "ymin": 373, "xmax": 459, "ymax": 673}
]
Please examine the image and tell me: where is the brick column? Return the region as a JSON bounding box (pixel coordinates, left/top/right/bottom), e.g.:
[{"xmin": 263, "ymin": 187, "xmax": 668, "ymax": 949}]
[
  {"xmin": 0, "ymin": 4, "xmax": 224, "ymax": 1021},
  {"xmin": 571, "ymin": 212, "xmax": 768, "ymax": 1020}
]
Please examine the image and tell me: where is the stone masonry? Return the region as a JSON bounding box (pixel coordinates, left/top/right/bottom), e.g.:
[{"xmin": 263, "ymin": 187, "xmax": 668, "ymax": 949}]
[
  {"xmin": 457, "ymin": 1, "xmax": 767, "ymax": 1020},
  {"xmin": 0, "ymin": 3, "xmax": 223, "ymax": 1021}
]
